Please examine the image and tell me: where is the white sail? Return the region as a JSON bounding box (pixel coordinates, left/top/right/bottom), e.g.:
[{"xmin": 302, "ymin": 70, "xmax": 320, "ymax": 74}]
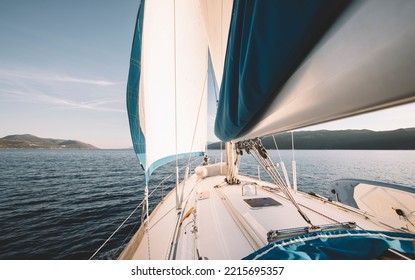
[
  {"xmin": 199, "ymin": 0, "xmax": 233, "ymax": 88},
  {"xmin": 136, "ymin": 0, "xmax": 208, "ymax": 179}
]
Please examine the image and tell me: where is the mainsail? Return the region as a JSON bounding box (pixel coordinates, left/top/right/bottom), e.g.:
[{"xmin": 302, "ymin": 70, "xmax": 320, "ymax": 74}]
[
  {"xmin": 214, "ymin": 0, "xmax": 415, "ymax": 142},
  {"xmin": 127, "ymin": 0, "xmax": 208, "ymax": 183}
]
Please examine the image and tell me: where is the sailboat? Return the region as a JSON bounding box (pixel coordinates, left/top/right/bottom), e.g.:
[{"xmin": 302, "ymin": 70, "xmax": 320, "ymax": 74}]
[{"xmin": 119, "ymin": 0, "xmax": 415, "ymax": 260}]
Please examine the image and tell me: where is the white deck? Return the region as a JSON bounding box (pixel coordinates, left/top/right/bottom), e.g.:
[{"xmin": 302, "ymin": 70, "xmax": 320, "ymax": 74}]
[{"xmin": 118, "ymin": 163, "xmax": 412, "ymax": 260}]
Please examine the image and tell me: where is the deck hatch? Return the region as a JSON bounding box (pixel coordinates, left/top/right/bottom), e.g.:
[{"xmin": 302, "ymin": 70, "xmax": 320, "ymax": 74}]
[{"xmin": 243, "ymin": 197, "xmax": 281, "ymax": 208}]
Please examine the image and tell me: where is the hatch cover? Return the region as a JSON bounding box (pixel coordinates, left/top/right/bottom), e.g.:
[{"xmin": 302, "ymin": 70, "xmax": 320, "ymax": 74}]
[{"xmin": 243, "ymin": 197, "xmax": 282, "ymax": 208}]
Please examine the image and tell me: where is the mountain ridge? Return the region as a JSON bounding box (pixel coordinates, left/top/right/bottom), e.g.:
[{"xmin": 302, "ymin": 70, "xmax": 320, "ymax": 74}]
[
  {"xmin": 207, "ymin": 128, "xmax": 415, "ymax": 150},
  {"xmin": 0, "ymin": 134, "xmax": 98, "ymax": 149}
]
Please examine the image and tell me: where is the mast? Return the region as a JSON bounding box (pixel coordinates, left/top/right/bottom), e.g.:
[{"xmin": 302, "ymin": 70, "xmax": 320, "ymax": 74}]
[{"xmin": 225, "ymin": 141, "xmax": 240, "ymax": 184}]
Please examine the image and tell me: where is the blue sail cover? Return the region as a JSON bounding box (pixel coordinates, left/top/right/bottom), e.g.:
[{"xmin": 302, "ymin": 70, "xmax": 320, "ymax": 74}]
[
  {"xmin": 214, "ymin": 0, "xmax": 351, "ymax": 141},
  {"xmin": 243, "ymin": 230, "xmax": 415, "ymax": 260},
  {"xmin": 126, "ymin": 0, "xmax": 146, "ymax": 171}
]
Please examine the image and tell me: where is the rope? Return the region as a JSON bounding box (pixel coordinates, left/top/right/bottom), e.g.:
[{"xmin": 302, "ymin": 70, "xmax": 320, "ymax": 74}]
[
  {"xmin": 239, "ymin": 161, "xmax": 264, "ymax": 168},
  {"xmin": 260, "ymin": 183, "xmax": 343, "ymax": 226},
  {"xmin": 249, "ymin": 143, "xmax": 286, "ymax": 188},
  {"xmin": 239, "ymin": 139, "xmax": 313, "ymax": 226},
  {"xmin": 169, "ymin": 177, "xmax": 202, "ymax": 259}
]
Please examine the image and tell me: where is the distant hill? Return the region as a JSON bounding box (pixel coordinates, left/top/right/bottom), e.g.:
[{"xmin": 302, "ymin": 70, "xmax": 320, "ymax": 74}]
[
  {"xmin": 207, "ymin": 128, "xmax": 415, "ymax": 150},
  {"xmin": 0, "ymin": 134, "xmax": 98, "ymax": 149}
]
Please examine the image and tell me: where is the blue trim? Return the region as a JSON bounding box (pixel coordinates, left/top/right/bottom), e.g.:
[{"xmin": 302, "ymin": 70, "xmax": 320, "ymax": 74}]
[
  {"xmin": 214, "ymin": 0, "xmax": 351, "ymax": 141},
  {"xmin": 144, "ymin": 152, "xmax": 205, "ymax": 184},
  {"xmin": 243, "ymin": 230, "xmax": 415, "ymax": 260},
  {"xmin": 127, "ymin": 0, "xmax": 146, "ymax": 170}
]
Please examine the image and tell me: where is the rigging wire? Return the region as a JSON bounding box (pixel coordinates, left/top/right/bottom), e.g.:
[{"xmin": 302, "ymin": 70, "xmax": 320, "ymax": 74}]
[
  {"xmin": 209, "ymin": 51, "xmax": 220, "ymax": 105},
  {"xmin": 179, "ymin": 69, "xmax": 208, "ymax": 206},
  {"xmin": 186, "ymin": 69, "xmax": 209, "ymax": 168},
  {"xmin": 291, "ymin": 131, "xmax": 295, "ymax": 161},
  {"xmin": 89, "ymin": 200, "xmax": 145, "ymax": 260},
  {"xmin": 291, "ymin": 131, "xmax": 298, "ymax": 192},
  {"xmin": 173, "ymin": 0, "xmax": 180, "ymax": 211},
  {"xmin": 89, "ymin": 157, "xmax": 202, "ymax": 260},
  {"xmin": 272, "ymin": 135, "xmax": 283, "ymax": 163},
  {"xmin": 238, "ymin": 139, "xmax": 313, "ymax": 225},
  {"xmin": 272, "ymin": 134, "xmax": 291, "ymax": 188},
  {"xmin": 144, "ymin": 185, "xmax": 151, "ymax": 259},
  {"xmin": 208, "ymin": 49, "xmax": 222, "ymax": 167}
]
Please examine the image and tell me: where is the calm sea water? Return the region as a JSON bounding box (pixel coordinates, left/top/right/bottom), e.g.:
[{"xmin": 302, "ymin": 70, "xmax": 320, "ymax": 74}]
[{"xmin": 0, "ymin": 149, "xmax": 414, "ymax": 260}]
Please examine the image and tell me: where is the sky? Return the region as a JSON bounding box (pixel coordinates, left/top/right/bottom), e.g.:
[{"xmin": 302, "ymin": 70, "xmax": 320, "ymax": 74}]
[
  {"xmin": 1, "ymin": 0, "xmax": 414, "ymax": 148},
  {"xmin": 0, "ymin": 0, "xmax": 139, "ymax": 149}
]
